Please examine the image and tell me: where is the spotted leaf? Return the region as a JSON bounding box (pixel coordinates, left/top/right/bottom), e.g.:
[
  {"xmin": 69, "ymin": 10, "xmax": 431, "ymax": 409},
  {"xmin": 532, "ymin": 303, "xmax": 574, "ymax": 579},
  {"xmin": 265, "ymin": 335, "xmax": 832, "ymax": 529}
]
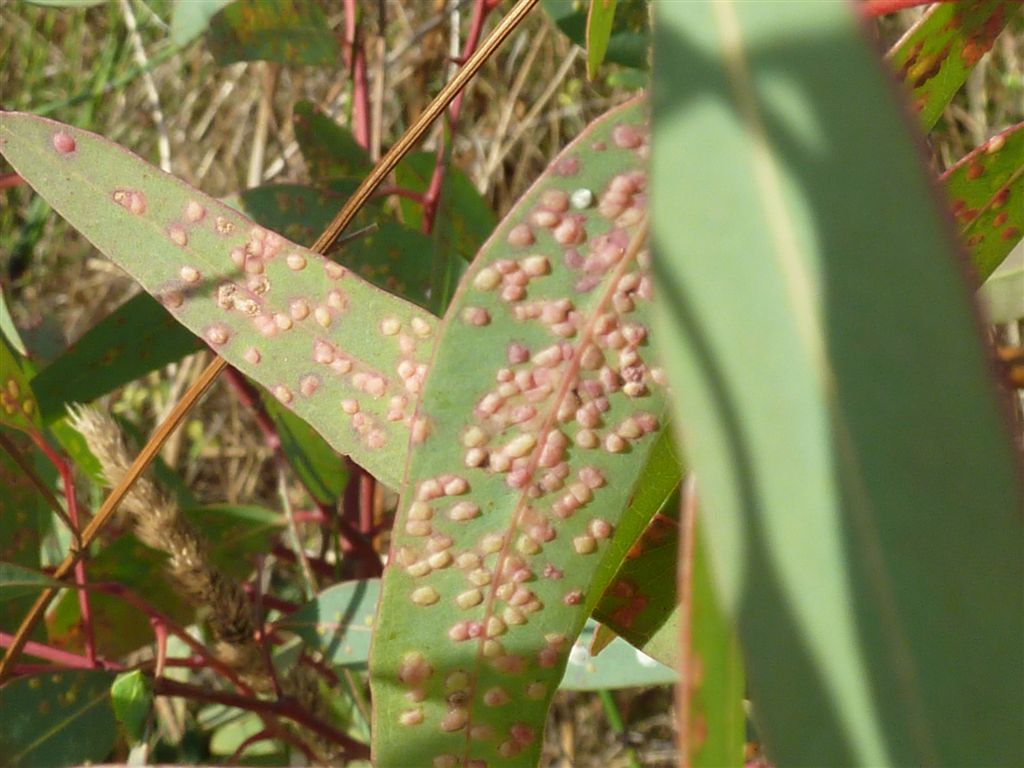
[
  {"xmin": 941, "ymin": 121, "xmax": 1024, "ymax": 281},
  {"xmin": 888, "ymin": 0, "xmax": 1018, "ymax": 131},
  {"xmin": 0, "ymin": 113, "xmax": 438, "ymax": 488},
  {"xmin": 0, "ymin": 669, "xmax": 117, "ymax": 767},
  {"xmin": 370, "ymin": 98, "xmax": 667, "ymax": 768}
]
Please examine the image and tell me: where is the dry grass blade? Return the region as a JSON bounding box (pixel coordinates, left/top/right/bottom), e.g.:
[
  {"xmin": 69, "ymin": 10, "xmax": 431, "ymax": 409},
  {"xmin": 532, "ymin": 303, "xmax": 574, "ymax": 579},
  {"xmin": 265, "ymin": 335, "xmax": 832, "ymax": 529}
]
[{"xmin": 0, "ymin": 0, "xmax": 540, "ymax": 682}]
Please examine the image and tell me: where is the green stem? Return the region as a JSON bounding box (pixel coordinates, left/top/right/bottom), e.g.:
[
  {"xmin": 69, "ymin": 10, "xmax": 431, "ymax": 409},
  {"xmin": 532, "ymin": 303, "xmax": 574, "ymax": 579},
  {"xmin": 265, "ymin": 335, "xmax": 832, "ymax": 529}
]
[{"xmin": 598, "ymin": 689, "xmax": 642, "ymax": 768}]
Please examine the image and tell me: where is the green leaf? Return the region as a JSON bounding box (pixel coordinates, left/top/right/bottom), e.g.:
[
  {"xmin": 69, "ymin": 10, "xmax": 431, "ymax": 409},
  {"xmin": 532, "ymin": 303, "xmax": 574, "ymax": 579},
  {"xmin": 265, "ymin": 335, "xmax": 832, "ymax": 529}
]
[
  {"xmin": 31, "ymin": 292, "xmax": 203, "ymax": 422},
  {"xmin": 979, "ymin": 248, "xmax": 1024, "ymax": 323},
  {"xmin": 0, "ymin": 112, "xmax": 438, "ymax": 489},
  {"xmin": 688, "ymin": 521, "xmax": 745, "ymax": 768},
  {"xmin": 170, "ymin": 0, "xmax": 234, "ymax": 47},
  {"xmin": 276, "ymin": 578, "xmax": 379, "ymax": 668},
  {"xmin": 49, "ymin": 535, "xmax": 190, "ymax": 657},
  {"xmin": 206, "ymin": 0, "xmax": 340, "ymax": 66},
  {"xmin": 0, "ymin": 669, "xmax": 117, "ymax": 768},
  {"xmin": 261, "ymin": 392, "xmax": 347, "ymax": 505},
  {"xmin": 543, "ymin": 0, "xmax": 650, "ymax": 71},
  {"xmin": 293, "ymin": 100, "xmax": 372, "ymax": 183},
  {"xmin": 941, "ymin": 121, "xmax": 1024, "ymax": 281},
  {"xmin": 371, "ymin": 98, "xmax": 666, "ymax": 768},
  {"xmin": 0, "ymin": 562, "xmax": 60, "ymax": 604},
  {"xmin": 236, "ymin": 182, "xmax": 441, "ymax": 311},
  {"xmin": 586, "ymin": 0, "xmax": 618, "ymax": 80},
  {"xmin": 0, "ymin": 433, "xmax": 47, "ymax": 635},
  {"xmin": 0, "ymin": 338, "xmax": 41, "ymax": 433},
  {"xmin": 0, "ymin": 286, "xmax": 28, "ymax": 357},
  {"xmin": 888, "ymin": 1, "xmax": 1019, "ymax": 132},
  {"xmin": 653, "ymin": 4, "xmax": 1024, "ymax": 766},
  {"xmin": 110, "ymin": 670, "xmax": 152, "ymax": 744},
  {"xmin": 183, "ymin": 504, "xmax": 284, "ymax": 578},
  {"xmin": 591, "ymin": 431, "xmax": 681, "ymax": 667},
  {"xmin": 559, "ymin": 620, "xmax": 675, "ymax": 690}
]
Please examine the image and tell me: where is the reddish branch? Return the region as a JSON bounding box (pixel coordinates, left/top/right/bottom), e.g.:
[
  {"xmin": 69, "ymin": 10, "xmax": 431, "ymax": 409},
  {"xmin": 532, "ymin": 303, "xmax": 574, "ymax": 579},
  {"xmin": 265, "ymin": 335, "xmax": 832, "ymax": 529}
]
[
  {"xmin": 0, "ymin": 632, "xmax": 123, "ymax": 671},
  {"xmin": 29, "ymin": 432, "xmax": 97, "ymax": 666},
  {"xmin": 152, "ymin": 677, "xmax": 370, "ymax": 760},
  {"xmin": 0, "ymin": 172, "xmax": 25, "ymax": 189},
  {"xmin": 422, "ymin": 0, "xmax": 496, "ymax": 233},
  {"xmin": 860, "ymin": 0, "xmax": 957, "ymax": 17}
]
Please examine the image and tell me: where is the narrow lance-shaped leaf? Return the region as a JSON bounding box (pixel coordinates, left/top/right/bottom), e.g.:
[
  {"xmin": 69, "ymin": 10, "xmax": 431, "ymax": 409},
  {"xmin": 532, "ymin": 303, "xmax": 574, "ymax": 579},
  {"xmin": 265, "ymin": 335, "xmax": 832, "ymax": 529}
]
[
  {"xmin": 586, "ymin": 0, "xmax": 619, "ymax": 80},
  {"xmin": 0, "ymin": 114, "xmax": 438, "ymax": 488},
  {"xmin": 590, "ymin": 430, "xmax": 681, "ymax": 666},
  {"xmin": 887, "ymin": 1, "xmax": 1018, "ymax": 132},
  {"xmin": 653, "ymin": 3, "xmax": 1024, "ymax": 766},
  {"xmin": 941, "ymin": 121, "xmax": 1024, "ymax": 281},
  {"xmin": 371, "ymin": 98, "xmax": 667, "ymax": 768}
]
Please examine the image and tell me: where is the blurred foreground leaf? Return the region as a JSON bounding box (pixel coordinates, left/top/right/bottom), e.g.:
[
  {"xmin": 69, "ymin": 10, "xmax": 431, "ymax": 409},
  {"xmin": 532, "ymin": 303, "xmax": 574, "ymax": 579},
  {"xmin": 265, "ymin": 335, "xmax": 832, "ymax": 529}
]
[{"xmin": 652, "ymin": 3, "xmax": 1024, "ymax": 765}]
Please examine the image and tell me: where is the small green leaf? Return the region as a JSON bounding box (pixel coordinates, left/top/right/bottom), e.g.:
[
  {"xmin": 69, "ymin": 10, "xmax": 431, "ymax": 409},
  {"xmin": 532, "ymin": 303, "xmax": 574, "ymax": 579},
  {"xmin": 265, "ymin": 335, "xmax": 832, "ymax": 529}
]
[
  {"xmin": 559, "ymin": 620, "xmax": 675, "ymax": 690},
  {"xmin": 261, "ymin": 392, "xmax": 347, "ymax": 505},
  {"xmin": 688, "ymin": 522, "xmax": 745, "ymax": 768},
  {"xmin": 110, "ymin": 670, "xmax": 152, "ymax": 744},
  {"xmin": 591, "ymin": 431, "xmax": 681, "ymax": 667},
  {"xmin": 941, "ymin": 122, "xmax": 1024, "ymax": 281},
  {"xmin": 888, "ymin": 1, "xmax": 1019, "ymax": 132},
  {"xmin": 979, "ymin": 249, "xmax": 1024, "ymax": 323},
  {"xmin": 543, "ymin": 0, "xmax": 650, "ymax": 71},
  {"xmin": 183, "ymin": 504, "xmax": 284, "ymax": 578},
  {"xmin": 293, "ymin": 100, "xmax": 372, "ymax": 183},
  {"xmin": 276, "ymin": 579, "xmax": 379, "ymax": 668},
  {"xmin": 0, "ymin": 286, "xmax": 28, "ymax": 356},
  {"xmin": 0, "ymin": 433, "xmax": 48, "ymax": 635},
  {"xmin": 170, "ymin": 0, "xmax": 234, "ymax": 47},
  {"xmin": 0, "ymin": 562, "xmax": 60, "ymax": 604},
  {"xmin": 586, "ymin": 0, "xmax": 619, "ymax": 80},
  {"xmin": 0, "ymin": 339, "xmax": 41, "ymax": 433},
  {"xmin": 0, "ymin": 669, "xmax": 117, "ymax": 768},
  {"xmin": 31, "ymin": 293, "xmax": 203, "ymax": 422},
  {"xmin": 207, "ymin": 0, "xmax": 340, "ymax": 66}
]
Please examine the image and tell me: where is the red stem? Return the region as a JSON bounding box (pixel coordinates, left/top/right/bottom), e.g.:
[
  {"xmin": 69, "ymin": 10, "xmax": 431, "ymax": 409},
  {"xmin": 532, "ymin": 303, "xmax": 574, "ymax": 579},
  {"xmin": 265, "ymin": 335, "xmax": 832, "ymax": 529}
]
[
  {"xmin": 29, "ymin": 432, "xmax": 97, "ymax": 666},
  {"xmin": 344, "ymin": 0, "xmax": 371, "ymax": 149},
  {"xmin": 860, "ymin": 0, "xmax": 957, "ymax": 17},
  {"xmin": 152, "ymin": 677, "xmax": 371, "ymax": 759},
  {"xmin": 0, "ymin": 631, "xmax": 123, "ymax": 671},
  {"xmin": 422, "ymin": 0, "xmax": 494, "ymax": 233},
  {"xmin": 91, "ymin": 581, "xmax": 255, "ymax": 694},
  {"xmin": 0, "ymin": 173, "xmax": 25, "ymax": 189},
  {"xmin": 372, "ymin": 185, "xmax": 428, "ymax": 205}
]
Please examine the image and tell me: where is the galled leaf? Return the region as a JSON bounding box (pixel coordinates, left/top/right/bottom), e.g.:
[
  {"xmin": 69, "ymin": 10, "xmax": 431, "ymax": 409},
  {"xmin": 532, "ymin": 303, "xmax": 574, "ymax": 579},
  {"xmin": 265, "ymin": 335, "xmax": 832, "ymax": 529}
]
[
  {"xmin": 0, "ymin": 113, "xmax": 437, "ymax": 488},
  {"xmin": 371, "ymin": 98, "xmax": 666, "ymax": 768},
  {"xmin": 888, "ymin": 1, "xmax": 1018, "ymax": 131},
  {"xmin": 206, "ymin": 0, "xmax": 340, "ymax": 66},
  {"xmin": 941, "ymin": 122, "xmax": 1024, "ymax": 281},
  {"xmin": 0, "ymin": 669, "xmax": 117, "ymax": 767}
]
